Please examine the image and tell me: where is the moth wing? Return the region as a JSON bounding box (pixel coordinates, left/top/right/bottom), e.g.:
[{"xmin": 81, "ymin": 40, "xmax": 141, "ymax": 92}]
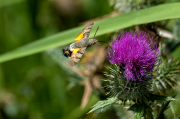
[
  {"xmin": 75, "ymin": 22, "xmax": 94, "ymax": 41},
  {"xmin": 69, "ymin": 47, "xmax": 87, "ymax": 67},
  {"xmin": 75, "ymin": 32, "xmax": 83, "ymax": 41},
  {"xmin": 72, "ymin": 48, "xmax": 80, "ymax": 55},
  {"xmin": 82, "ymin": 22, "xmax": 94, "ymax": 39}
]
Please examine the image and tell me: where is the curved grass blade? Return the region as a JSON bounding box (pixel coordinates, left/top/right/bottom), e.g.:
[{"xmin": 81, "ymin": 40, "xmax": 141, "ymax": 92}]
[{"xmin": 0, "ymin": 3, "xmax": 180, "ymax": 63}]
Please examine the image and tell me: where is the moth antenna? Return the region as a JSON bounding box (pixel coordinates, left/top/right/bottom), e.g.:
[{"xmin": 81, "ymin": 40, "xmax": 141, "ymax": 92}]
[
  {"xmin": 94, "ymin": 26, "xmax": 99, "ymax": 38},
  {"xmin": 98, "ymin": 41, "xmax": 111, "ymax": 48}
]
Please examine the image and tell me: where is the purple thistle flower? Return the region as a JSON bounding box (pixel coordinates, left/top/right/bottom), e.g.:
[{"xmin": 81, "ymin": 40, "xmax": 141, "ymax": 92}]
[{"xmin": 107, "ymin": 31, "xmax": 160, "ymax": 81}]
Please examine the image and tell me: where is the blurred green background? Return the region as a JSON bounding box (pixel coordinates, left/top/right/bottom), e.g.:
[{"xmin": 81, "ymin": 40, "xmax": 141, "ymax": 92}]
[
  {"xmin": 0, "ymin": 0, "xmax": 180, "ymax": 119},
  {"xmin": 0, "ymin": 0, "xmax": 113, "ymax": 119}
]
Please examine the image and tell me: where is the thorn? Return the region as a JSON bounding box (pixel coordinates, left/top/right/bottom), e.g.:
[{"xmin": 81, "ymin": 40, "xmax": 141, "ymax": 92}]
[
  {"xmin": 101, "ymin": 107, "xmax": 104, "ymax": 112},
  {"xmin": 159, "ymin": 79, "xmax": 167, "ymax": 89},
  {"xmin": 167, "ymin": 81, "xmax": 175, "ymax": 89},
  {"xmin": 170, "ymin": 102, "xmax": 176, "ymax": 117},
  {"xmin": 155, "ymin": 82, "xmax": 162, "ymax": 94}
]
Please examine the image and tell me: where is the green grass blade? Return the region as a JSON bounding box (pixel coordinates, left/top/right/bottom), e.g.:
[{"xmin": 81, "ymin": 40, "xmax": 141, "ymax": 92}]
[{"xmin": 0, "ymin": 3, "xmax": 180, "ymax": 63}]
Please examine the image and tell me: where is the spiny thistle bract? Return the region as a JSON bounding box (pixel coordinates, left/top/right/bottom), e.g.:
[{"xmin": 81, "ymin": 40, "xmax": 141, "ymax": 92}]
[
  {"xmin": 152, "ymin": 57, "xmax": 180, "ymax": 94},
  {"xmin": 104, "ymin": 63, "xmax": 152, "ymax": 103}
]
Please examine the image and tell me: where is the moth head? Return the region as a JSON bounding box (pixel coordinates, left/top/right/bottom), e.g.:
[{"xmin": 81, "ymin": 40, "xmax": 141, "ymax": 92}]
[{"xmin": 62, "ymin": 47, "xmax": 72, "ymax": 57}]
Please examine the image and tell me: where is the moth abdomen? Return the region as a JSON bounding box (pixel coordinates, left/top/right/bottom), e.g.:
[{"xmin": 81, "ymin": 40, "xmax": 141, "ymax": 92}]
[
  {"xmin": 87, "ymin": 39, "xmax": 98, "ymax": 48},
  {"xmin": 73, "ymin": 38, "xmax": 97, "ymax": 48}
]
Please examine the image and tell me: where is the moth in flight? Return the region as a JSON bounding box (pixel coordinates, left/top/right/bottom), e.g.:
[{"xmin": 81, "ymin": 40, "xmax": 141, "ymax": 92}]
[{"xmin": 62, "ymin": 22, "xmax": 99, "ymax": 67}]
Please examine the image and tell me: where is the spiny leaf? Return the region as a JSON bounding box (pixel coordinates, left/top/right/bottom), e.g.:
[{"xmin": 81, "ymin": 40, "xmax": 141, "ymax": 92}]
[
  {"xmin": 88, "ymin": 97, "xmax": 117, "ymax": 113},
  {"xmin": 148, "ymin": 93, "xmax": 175, "ymax": 102},
  {"xmin": 0, "ymin": 3, "xmax": 180, "ymax": 63},
  {"xmin": 156, "ymin": 95, "xmax": 176, "ymax": 119},
  {"xmin": 156, "ymin": 101, "xmax": 170, "ymax": 119},
  {"xmin": 128, "ymin": 102, "xmax": 152, "ymax": 119}
]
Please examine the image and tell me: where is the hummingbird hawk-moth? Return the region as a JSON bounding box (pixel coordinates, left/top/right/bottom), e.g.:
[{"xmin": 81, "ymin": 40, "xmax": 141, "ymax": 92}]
[{"xmin": 62, "ymin": 22, "xmax": 99, "ymax": 67}]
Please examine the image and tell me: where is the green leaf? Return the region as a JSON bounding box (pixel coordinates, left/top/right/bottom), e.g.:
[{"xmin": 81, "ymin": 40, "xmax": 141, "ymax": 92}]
[
  {"xmin": 88, "ymin": 97, "xmax": 117, "ymax": 113},
  {"xmin": 1, "ymin": 3, "xmax": 180, "ymax": 63},
  {"xmin": 156, "ymin": 95, "xmax": 176, "ymax": 119},
  {"xmin": 156, "ymin": 101, "xmax": 171, "ymax": 119},
  {"xmin": 128, "ymin": 102, "xmax": 152, "ymax": 119},
  {"xmin": 148, "ymin": 93, "xmax": 175, "ymax": 101}
]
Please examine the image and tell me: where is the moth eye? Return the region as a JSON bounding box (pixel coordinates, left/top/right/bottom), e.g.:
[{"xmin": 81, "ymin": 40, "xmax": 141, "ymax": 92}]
[{"xmin": 65, "ymin": 53, "xmax": 68, "ymax": 57}]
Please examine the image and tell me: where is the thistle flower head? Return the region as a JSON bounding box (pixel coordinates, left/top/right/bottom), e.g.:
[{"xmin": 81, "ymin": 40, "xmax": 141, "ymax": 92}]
[{"xmin": 107, "ymin": 31, "xmax": 160, "ymax": 81}]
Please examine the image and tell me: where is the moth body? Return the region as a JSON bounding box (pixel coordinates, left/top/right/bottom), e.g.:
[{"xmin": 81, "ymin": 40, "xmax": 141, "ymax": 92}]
[
  {"xmin": 62, "ymin": 22, "xmax": 99, "ymax": 67},
  {"xmin": 70, "ymin": 38, "xmax": 98, "ymax": 49}
]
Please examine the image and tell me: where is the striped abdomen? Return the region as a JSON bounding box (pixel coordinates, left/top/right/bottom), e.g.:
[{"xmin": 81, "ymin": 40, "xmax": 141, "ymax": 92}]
[{"xmin": 70, "ymin": 38, "xmax": 97, "ymax": 49}]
